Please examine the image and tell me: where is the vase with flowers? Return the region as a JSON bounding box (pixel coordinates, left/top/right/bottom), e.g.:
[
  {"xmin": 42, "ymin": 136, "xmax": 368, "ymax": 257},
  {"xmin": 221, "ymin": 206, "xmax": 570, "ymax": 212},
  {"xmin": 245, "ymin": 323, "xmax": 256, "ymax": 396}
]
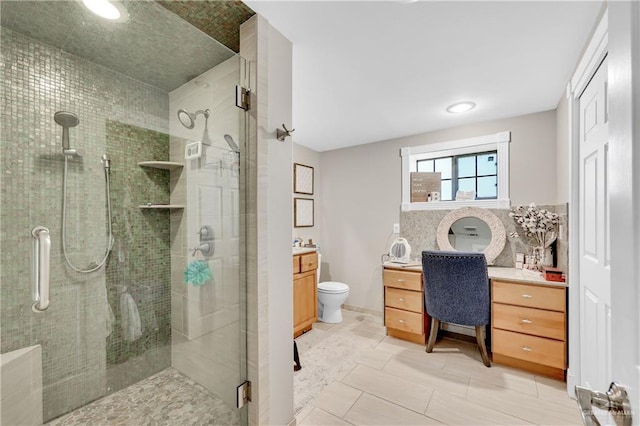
[{"xmin": 509, "ymin": 203, "xmax": 560, "ymax": 270}]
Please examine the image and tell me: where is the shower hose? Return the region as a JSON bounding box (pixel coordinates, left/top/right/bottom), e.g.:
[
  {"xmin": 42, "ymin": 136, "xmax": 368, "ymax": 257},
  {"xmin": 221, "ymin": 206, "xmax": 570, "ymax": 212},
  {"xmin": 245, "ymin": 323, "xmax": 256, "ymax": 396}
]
[{"xmin": 62, "ymin": 155, "xmax": 114, "ymax": 273}]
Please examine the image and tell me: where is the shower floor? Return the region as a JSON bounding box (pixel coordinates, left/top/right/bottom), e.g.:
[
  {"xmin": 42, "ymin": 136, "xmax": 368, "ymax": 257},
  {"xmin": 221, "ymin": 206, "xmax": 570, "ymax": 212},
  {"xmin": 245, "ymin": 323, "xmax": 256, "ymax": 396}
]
[{"xmin": 47, "ymin": 368, "xmax": 239, "ymax": 425}]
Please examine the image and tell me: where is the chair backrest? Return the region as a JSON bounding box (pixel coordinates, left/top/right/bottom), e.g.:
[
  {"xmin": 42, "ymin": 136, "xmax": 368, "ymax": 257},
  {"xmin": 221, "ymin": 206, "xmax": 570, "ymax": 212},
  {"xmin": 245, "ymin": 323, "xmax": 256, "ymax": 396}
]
[{"xmin": 421, "ymin": 250, "xmax": 490, "ymax": 326}]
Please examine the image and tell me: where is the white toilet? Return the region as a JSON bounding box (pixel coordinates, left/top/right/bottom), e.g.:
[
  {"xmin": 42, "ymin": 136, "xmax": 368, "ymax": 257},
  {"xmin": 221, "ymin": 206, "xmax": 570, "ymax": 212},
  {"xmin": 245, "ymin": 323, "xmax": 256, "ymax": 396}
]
[{"xmin": 316, "ymin": 253, "xmax": 350, "ymax": 323}]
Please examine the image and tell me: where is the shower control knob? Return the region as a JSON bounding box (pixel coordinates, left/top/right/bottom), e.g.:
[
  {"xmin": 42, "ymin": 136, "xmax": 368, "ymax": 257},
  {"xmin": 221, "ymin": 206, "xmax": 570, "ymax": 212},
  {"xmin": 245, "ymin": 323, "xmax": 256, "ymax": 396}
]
[{"xmin": 197, "ymin": 225, "xmax": 214, "ymax": 241}]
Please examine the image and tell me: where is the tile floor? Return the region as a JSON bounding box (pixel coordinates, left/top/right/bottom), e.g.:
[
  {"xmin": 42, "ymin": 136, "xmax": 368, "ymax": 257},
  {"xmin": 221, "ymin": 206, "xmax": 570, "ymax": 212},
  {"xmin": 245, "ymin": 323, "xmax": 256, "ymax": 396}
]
[
  {"xmin": 295, "ymin": 310, "xmax": 582, "ymax": 426},
  {"xmin": 47, "ymin": 368, "xmax": 239, "ymax": 425}
]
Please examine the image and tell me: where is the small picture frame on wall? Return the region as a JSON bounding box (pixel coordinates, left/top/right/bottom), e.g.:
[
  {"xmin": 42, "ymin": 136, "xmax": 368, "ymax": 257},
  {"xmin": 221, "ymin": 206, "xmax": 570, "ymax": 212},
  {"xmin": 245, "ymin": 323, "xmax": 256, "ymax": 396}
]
[
  {"xmin": 294, "ymin": 163, "xmax": 314, "ymax": 195},
  {"xmin": 294, "ymin": 198, "xmax": 314, "ymax": 227}
]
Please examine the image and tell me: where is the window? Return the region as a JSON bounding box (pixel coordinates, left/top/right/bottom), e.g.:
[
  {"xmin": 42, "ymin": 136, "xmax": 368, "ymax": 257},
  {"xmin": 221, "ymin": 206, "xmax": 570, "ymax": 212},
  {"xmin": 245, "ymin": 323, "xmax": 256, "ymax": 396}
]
[
  {"xmin": 400, "ymin": 131, "xmax": 510, "ymax": 211},
  {"xmin": 416, "ymin": 151, "xmax": 498, "ymax": 201}
]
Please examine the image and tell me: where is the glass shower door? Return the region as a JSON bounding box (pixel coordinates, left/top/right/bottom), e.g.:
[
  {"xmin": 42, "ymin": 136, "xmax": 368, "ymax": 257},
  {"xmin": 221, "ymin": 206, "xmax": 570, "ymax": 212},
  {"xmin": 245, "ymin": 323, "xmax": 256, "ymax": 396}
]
[{"xmin": 0, "ymin": 1, "xmax": 247, "ymax": 424}]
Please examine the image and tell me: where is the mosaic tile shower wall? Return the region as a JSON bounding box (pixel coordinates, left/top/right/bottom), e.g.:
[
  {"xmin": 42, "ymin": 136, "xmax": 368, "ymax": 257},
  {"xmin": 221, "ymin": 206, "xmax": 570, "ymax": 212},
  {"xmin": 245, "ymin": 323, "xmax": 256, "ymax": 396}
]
[
  {"xmin": 104, "ymin": 121, "xmax": 172, "ymax": 393},
  {"xmin": 0, "ymin": 28, "xmax": 169, "ymax": 422},
  {"xmin": 157, "ymin": 0, "xmax": 255, "ymax": 53}
]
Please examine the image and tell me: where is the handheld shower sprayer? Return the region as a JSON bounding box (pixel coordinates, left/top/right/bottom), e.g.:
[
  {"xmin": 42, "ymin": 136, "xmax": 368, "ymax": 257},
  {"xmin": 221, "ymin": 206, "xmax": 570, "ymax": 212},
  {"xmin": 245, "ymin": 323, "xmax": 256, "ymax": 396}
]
[
  {"xmin": 55, "ymin": 111, "xmax": 114, "ymax": 273},
  {"xmin": 224, "ymin": 134, "xmax": 239, "ymax": 152},
  {"xmin": 54, "ymin": 111, "xmax": 80, "ymax": 156}
]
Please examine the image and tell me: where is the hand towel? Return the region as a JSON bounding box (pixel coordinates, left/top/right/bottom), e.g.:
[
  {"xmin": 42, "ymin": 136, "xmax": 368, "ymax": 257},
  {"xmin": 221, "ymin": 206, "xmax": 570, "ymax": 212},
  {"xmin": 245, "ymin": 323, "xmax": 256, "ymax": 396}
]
[
  {"xmin": 120, "ymin": 292, "xmax": 142, "ymax": 342},
  {"xmin": 106, "ymin": 301, "xmax": 116, "ymax": 338}
]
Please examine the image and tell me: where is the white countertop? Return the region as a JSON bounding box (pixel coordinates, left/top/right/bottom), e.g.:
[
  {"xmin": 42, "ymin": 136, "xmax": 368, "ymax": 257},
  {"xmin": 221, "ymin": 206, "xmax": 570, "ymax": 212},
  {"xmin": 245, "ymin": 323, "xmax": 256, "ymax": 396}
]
[
  {"xmin": 293, "ymin": 247, "xmax": 317, "ymax": 255},
  {"xmin": 487, "ymin": 266, "xmax": 567, "ymax": 287},
  {"xmin": 382, "ymin": 262, "xmax": 568, "ymax": 288}
]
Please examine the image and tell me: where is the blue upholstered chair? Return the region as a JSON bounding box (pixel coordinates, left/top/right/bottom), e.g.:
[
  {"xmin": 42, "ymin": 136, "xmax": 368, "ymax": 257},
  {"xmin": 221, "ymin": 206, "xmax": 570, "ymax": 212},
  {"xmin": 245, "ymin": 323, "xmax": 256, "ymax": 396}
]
[{"xmin": 421, "ymin": 250, "xmax": 491, "ymax": 367}]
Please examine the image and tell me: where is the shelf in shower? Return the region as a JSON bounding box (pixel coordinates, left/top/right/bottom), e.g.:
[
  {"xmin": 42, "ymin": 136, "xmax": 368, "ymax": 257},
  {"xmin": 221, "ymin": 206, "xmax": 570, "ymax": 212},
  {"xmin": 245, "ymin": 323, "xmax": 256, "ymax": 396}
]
[
  {"xmin": 138, "ymin": 161, "xmax": 183, "ymax": 170},
  {"xmin": 138, "ymin": 204, "xmax": 185, "ymax": 209}
]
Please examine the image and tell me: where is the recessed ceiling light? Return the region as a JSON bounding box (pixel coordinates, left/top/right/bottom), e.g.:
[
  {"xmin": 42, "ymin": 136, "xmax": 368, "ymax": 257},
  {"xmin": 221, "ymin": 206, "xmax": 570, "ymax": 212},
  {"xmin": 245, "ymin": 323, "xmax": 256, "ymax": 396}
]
[
  {"xmin": 446, "ymin": 101, "xmax": 476, "ymax": 114},
  {"xmin": 82, "ymin": 0, "xmax": 128, "ymax": 22}
]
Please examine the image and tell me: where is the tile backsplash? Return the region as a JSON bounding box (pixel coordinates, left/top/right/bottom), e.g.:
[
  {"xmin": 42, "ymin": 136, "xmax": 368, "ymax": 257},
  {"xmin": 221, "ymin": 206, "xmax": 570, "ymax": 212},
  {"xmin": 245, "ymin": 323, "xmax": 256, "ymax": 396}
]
[{"xmin": 400, "ymin": 204, "xmax": 569, "ymax": 274}]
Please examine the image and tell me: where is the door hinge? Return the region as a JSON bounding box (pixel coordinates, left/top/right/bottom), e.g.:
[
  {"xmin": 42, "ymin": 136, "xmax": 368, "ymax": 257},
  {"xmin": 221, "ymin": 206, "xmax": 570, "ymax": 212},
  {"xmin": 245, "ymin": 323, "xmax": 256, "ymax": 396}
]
[
  {"xmin": 236, "ymin": 86, "xmax": 250, "ymax": 111},
  {"xmin": 236, "ymin": 380, "xmax": 252, "ymax": 408}
]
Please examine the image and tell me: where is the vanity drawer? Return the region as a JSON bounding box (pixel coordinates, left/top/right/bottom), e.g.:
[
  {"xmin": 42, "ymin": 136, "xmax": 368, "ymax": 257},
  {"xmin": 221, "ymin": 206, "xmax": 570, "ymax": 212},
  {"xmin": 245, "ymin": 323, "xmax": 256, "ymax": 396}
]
[
  {"xmin": 300, "ymin": 252, "xmax": 318, "ymax": 273},
  {"xmin": 384, "ymin": 307, "xmax": 423, "ymax": 334},
  {"xmin": 492, "ymin": 303, "xmax": 565, "ymax": 340},
  {"xmin": 385, "ymin": 287, "xmax": 423, "ymax": 313},
  {"xmin": 383, "ymin": 269, "xmax": 422, "ymax": 291},
  {"xmin": 492, "ymin": 329, "xmax": 566, "ymax": 369},
  {"xmin": 492, "ymin": 281, "xmax": 566, "ymax": 312},
  {"xmin": 293, "ymin": 255, "xmax": 301, "ymax": 274}
]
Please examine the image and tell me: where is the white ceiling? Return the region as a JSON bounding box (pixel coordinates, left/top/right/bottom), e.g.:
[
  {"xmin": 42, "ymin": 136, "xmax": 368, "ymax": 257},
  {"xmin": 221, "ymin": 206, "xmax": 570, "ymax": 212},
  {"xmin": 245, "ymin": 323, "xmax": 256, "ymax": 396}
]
[{"xmin": 243, "ymin": 1, "xmax": 603, "ymax": 152}]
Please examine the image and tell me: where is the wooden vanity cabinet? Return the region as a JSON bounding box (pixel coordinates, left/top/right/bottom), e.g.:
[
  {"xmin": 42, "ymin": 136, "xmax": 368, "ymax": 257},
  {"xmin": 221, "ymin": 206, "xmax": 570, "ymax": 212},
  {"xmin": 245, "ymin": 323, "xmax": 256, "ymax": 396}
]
[
  {"xmin": 293, "ymin": 252, "xmax": 318, "ymax": 338},
  {"xmin": 491, "ymin": 280, "xmax": 567, "ymax": 380},
  {"xmin": 383, "ymin": 267, "xmax": 429, "ymax": 344}
]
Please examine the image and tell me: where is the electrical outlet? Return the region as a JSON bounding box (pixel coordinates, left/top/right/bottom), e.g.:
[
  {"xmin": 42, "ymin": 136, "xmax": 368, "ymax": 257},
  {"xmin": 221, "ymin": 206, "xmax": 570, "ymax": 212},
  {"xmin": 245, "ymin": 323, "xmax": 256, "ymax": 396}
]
[{"xmin": 393, "ymin": 223, "xmax": 400, "ymax": 234}]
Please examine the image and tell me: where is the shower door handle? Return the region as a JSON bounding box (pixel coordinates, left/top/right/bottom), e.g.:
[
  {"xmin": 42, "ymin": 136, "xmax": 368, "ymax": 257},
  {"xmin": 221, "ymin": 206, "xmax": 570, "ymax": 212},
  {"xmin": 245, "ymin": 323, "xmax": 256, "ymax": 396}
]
[{"xmin": 32, "ymin": 226, "xmax": 51, "ymax": 312}]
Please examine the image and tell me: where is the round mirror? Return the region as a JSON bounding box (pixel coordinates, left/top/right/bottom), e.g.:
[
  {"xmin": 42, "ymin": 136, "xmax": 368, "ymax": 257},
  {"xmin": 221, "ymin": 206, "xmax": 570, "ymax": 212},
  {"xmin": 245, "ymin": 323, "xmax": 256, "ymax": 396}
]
[
  {"xmin": 436, "ymin": 207, "xmax": 506, "ymax": 265},
  {"xmin": 177, "ymin": 109, "xmax": 195, "ymax": 129},
  {"xmin": 447, "ymin": 217, "xmax": 492, "ymax": 252}
]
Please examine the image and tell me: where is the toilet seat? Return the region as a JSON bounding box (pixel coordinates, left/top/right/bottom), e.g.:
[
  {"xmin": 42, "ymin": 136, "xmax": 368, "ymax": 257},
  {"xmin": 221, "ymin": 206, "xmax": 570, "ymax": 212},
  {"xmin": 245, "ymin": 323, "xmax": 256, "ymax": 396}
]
[{"xmin": 318, "ymin": 281, "xmax": 349, "ymax": 294}]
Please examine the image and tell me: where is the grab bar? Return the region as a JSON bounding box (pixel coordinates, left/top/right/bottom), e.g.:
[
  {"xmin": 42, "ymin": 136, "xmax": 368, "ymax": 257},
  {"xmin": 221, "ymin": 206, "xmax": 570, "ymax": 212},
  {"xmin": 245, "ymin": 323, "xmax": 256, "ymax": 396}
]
[{"xmin": 31, "ymin": 226, "xmax": 51, "ymax": 312}]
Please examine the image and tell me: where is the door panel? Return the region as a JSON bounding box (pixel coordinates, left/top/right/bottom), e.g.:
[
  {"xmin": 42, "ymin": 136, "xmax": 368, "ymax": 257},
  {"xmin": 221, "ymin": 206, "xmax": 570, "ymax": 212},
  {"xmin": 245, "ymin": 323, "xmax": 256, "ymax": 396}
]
[{"xmin": 579, "ymin": 56, "xmax": 610, "ymax": 393}]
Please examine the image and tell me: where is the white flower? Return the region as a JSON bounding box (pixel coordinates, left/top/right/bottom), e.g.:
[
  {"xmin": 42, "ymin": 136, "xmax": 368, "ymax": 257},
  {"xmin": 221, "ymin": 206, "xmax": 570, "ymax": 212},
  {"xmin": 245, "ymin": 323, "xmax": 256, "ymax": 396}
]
[{"xmin": 509, "ymin": 203, "xmax": 560, "ymax": 248}]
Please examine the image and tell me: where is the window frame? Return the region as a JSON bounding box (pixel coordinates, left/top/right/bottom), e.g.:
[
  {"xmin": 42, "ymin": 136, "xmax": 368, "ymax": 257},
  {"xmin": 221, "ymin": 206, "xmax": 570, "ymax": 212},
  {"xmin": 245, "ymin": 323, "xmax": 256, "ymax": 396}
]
[{"xmin": 400, "ymin": 131, "xmax": 511, "ymax": 211}]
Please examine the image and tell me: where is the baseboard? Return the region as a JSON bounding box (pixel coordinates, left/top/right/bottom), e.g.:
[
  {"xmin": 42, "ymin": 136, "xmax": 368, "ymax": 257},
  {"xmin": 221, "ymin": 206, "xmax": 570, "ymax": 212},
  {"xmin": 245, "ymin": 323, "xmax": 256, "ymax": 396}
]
[{"xmin": 343, "ymin": 304, "xmax": 383, "ymax": 317}]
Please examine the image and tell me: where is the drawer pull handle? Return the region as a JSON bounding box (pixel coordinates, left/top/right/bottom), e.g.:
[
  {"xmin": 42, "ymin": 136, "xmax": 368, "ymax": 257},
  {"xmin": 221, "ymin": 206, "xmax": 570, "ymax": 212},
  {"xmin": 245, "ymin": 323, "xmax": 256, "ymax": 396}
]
[
  {"xmin": 398, "ymin": 319, "xmax": 405, "ymax": 323},
  {"xmin": 522, "ymin": 346, "xmax": 533, "ymax": 352},
  {"xmin": 399, "ymin": 298, "xmax": 405, "ymax": 302},
  {"xmin": 521, "ymin": 319, "xmax": 533, "ymax": 324},
  {"xmin": 397, "ymin": 279, "xmax": 405, "ymax": 283},
  {"xmin": 521, "ymin": 294, "xmax": 533, "ymax": 298}
]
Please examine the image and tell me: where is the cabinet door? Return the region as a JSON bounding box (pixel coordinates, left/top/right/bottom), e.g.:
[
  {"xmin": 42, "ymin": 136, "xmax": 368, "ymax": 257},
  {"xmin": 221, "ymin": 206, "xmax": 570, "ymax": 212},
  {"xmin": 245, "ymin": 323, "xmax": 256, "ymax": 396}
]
[{"xmin": 294, "ymin": 272, "xmax": 317, "ymax": 328}]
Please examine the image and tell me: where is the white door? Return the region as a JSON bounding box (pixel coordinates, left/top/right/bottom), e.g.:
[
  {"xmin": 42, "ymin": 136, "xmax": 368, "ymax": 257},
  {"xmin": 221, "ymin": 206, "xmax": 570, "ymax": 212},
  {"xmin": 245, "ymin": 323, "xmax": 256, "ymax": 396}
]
[
  {"xmin": 578, "ymin": 55, "xmax": 611, "ymax": 393},
  {"xmin": 574, "ymin": 4, "xmax": 640, "ymax": 421}
]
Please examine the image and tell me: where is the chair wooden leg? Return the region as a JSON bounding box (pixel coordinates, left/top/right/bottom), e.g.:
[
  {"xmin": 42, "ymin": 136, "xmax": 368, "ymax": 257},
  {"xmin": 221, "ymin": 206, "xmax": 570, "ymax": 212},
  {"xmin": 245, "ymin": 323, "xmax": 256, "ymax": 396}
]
[
  {"xmin": 475, "ymin": 325, "xmax": 491, "ymax": 367},
  {"xmin": 425, "ymin": 318, "xmax": 440, "ymax": 353}
]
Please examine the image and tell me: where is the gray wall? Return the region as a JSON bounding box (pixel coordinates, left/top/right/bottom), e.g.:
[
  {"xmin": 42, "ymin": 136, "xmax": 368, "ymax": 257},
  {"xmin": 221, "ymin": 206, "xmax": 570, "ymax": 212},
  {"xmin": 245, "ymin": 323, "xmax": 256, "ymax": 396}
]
[
  {"xmin": 319, "ymin": 110, "xmax": 558, "ymax": 313},
  {"xmin": 292, "ymin": 143, "xmax": 322, "ymax": 246}
]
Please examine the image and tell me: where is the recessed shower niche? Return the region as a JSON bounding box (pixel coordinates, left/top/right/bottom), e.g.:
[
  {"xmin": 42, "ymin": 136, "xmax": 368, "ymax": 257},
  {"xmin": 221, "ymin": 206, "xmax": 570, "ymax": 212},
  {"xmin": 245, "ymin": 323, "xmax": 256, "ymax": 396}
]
[{"xmin": 138, "ymin": 161, "xmax": 185, "ymax": 209}]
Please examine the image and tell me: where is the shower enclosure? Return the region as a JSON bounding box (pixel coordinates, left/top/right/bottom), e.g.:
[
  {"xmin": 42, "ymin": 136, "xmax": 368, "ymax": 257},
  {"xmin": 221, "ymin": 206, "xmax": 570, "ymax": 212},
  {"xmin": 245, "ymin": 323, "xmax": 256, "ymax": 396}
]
[{"xmin": 0, "ymin": 1, "xmax": 248, "ymax": 424}]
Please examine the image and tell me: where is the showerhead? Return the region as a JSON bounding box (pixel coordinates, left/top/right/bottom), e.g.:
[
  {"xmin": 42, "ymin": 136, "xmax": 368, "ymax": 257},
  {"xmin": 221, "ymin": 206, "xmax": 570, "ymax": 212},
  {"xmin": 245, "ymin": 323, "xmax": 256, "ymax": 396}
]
[
  {"xmin": 54, "ymin": 111, "xmax": 79, "ymax": 152},
  {"xmin": 224, "ymin": 134, "xmax": 239, "ymax": 152},
  {"xmin": 177, "ymin": 109, "xmax": 209, "ymax": 129},
  {"xmin": 54, "ymin": 111, "xmax": 79, "ymax": 128}
]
